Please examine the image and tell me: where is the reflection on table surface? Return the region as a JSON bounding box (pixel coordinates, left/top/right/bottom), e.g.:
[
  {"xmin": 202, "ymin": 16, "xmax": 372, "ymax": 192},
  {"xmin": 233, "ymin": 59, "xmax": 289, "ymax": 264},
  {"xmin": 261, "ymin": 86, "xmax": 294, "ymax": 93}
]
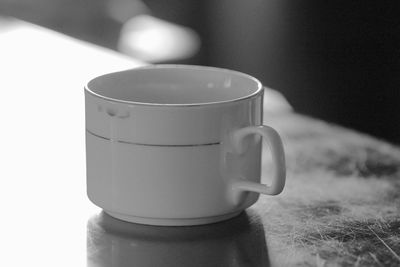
[{"xmin": 87, "ymin": 211, "xmax": 270, "ymax": 267}]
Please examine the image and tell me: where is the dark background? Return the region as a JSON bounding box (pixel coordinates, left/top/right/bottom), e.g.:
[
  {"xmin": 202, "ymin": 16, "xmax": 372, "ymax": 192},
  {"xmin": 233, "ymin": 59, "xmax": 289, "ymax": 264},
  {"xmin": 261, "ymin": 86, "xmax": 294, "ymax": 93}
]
[{"xmin": 1, "ymin": 0, "xmax": 399, "ymax": 144}]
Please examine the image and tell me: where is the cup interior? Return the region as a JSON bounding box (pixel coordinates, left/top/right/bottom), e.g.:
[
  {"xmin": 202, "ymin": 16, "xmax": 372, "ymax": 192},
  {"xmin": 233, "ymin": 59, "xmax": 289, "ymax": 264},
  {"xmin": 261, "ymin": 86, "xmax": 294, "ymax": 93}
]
[{"xmin": 86, "ymin": 65, "xmax": 262, "ymax": 105}]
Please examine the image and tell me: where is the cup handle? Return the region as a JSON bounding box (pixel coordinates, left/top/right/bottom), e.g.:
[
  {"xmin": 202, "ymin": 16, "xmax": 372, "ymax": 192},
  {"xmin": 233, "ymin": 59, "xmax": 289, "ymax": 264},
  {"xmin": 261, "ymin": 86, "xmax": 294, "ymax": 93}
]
[{"xmin": 230, "ymin": 125, "xmax": 286, "ymax": 195}]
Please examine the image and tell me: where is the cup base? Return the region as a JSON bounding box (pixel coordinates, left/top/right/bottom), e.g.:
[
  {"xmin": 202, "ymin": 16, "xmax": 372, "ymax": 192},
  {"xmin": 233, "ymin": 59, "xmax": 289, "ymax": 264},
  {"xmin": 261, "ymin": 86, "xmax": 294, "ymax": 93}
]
[{"xmin": 104, "ymin": 210, "xmax": 243, "ymax": 226}]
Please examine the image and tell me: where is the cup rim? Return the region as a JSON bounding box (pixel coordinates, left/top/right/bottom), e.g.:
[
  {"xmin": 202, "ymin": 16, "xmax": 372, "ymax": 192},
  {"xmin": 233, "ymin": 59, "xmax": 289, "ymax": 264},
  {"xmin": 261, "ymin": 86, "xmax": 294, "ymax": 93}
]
[{"xmin": 85, "ymin": 65, "xmax": 264, "ymax": 107}]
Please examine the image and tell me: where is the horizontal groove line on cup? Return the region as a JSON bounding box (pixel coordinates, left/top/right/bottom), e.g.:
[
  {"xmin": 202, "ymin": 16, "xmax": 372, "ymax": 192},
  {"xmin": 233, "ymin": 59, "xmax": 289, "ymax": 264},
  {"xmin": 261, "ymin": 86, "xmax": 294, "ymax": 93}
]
[{"xmin": 86, "ymin": 129, "xmax": 221, "ymax": 147}]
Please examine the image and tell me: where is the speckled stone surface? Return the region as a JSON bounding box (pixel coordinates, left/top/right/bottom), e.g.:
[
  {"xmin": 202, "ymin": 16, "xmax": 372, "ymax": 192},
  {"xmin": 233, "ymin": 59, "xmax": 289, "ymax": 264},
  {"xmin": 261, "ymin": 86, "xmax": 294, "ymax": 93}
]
[{"xmin": 260, "ymin": 113, "xmax": 400, "ymax": 266}]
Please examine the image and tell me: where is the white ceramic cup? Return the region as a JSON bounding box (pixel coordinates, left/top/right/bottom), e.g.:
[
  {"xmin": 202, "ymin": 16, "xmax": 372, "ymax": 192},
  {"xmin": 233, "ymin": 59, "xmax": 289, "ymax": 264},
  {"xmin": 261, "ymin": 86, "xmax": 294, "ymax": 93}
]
[{"xmin": 85, "ymin": 65, "xmax": 285, "ymax": 226}]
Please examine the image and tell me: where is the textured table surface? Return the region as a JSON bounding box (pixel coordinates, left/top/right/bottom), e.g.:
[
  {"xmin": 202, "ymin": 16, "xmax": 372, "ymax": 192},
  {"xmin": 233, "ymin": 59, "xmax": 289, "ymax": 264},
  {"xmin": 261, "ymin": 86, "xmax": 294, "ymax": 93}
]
[
  {"xmin": 2, "ymin": 18, "xmax": 399, "ymax": 267},
  {"xmin": 258, "ymin": 114, "xmax": 400, "ymax": 266}
]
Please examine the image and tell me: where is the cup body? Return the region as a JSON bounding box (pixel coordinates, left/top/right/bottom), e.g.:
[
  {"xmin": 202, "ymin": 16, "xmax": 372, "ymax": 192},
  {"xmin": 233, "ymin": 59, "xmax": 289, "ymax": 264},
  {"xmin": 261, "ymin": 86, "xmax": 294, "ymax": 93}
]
[{"xmin": 85, "ymin": 65, "xmax": 265, "ymax": 225}]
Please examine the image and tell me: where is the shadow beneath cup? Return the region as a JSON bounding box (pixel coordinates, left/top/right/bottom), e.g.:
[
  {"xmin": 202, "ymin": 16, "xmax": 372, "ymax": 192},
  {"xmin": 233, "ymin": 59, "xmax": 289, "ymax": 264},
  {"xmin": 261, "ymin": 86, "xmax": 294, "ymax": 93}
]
[{"xmin": 87, "ymin": 211, "xmax": 270, "ymax": 267}]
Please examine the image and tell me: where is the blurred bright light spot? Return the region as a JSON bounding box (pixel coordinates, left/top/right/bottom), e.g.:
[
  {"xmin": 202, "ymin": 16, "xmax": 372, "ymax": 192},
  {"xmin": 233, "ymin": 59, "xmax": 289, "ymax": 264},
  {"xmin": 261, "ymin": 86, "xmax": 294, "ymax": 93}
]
[{"xmin": 118, "ymin": 15, "xmax": 200, "ymax": 62}]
